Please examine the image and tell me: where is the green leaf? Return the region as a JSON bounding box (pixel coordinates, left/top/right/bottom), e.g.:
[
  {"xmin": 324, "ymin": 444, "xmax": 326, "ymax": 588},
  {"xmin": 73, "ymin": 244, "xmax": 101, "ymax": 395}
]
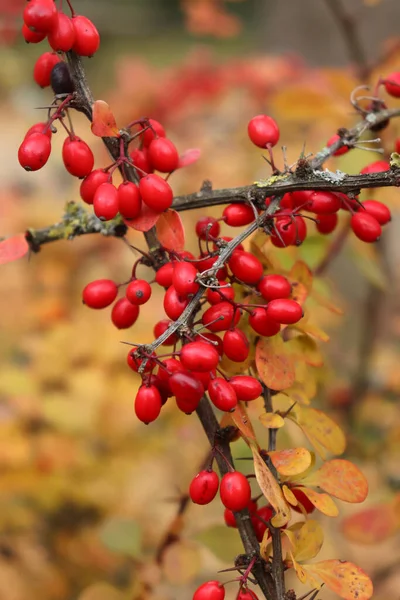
[
  {"xmin": 99, "ymin": 518, "xmax": 142, "ymax": 558},
  {"xmin": 194, "ymin": 525, "xmax": 243, "ymax": 562}
]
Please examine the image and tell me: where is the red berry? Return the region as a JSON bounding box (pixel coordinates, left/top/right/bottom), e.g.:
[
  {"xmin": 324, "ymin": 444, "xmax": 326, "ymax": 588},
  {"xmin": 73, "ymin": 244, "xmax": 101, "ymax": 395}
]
[
  {"xmin": 208, "ymin": 378, "xmax": 237, "ymax": 412},
  {"xmin": 33, "ymin": 52, "xmax": 61, "ymax": 87},
  {"xmin": 291, "ymin": 487, "xmax": 315, "ymax": 514},
  {"xmin": 266, "ymin": 298, "xmax": 303, "ymax": 325},
  {"xmin": 237, "ymin": 589, "xmax": 259, "ymax": 600},
  {"xmin": 163, "ymin": 286, "xmax": 189, "ymax": 320},
  {"xmin": 127, "ymin": 352, "xmax": 156, "ymax": 374},
  {"xmin": 384, "ymin": 71, "xmax": 400, "ymax": 97},
  {"xmin": 18, "ymin": 132, "xmax": 51, "ymax": 171},
  {"xmin": 141, "ymin": 119, "xmax": 166, "ymax": 147},
  {"xmin": 194, "ymin": 332, "xmax": 224, "ymax": 356},
  {"xmin": 117, "ymin": 182, "xmax": 142, "ymax": 219},
  {"xmin": 82, "ymin": 279, "xmax": 118, "ymax": 309},
  {"xmin": 223, "ymin": 329, "xmax": 249, "ymax": 362},
  {"xmin": 327, "ymin": 134, "xmax": 348, "ymax": 156},
  {"xmin": 93, "ymin": 183, "xmax": 119, "ymax": 221},
  {"xmin": 253, "ymin": 505, "xmax": 274, "ymax": 542},
  {"xmin": 48, "ymin": 12, "xmax": 75, "ymax": 52},
  {"xmin": 229, "ymin": 376, "xmax": 262, "ymax": 402},
  {"xmin": 72, "ymin": 15, "xmax": 100, "ymax": 56},
  {"xmin": 220, "ymin": 472, "xmax": 251, "ymax": 511},
  {"xmin": 24, "ymin": 122, "xmax": 52, "ymax": 140},
  {"xmin": 135, "ymin": 385, "xmax": 162, "ymax": 424},
  {"xmin": 195, "ymin": 216, "xmax": 220, "ymax": 240},
  {"xmin": 155, "ymin": 262, "xmax": 175, "ymax": 288},
  {"xmin": 316, "ymin": 213, "xmax": 338, "ymax": 234},
  {"xmin": 193, "ymin": 581, "xmax": 225, "ymax": 600},
  {"xmin": 22, "ymin": 23, "xmax": 46, "ymax": 43},
  {"xmin": 270, "ymin": 216, "xmax": 297, "ymax": 247},
  {"xmin": 196, "ymin": 254, "xmax": 227, "ymax": 280},
  {"xmin": 189, "ymin": 370, "xmax": 212, "ymax": 391},
  {"xmin": 293, "ymin": 215, "xmax": 307, "ymax": 245},
  {"xmin": 153, "ymin": 319, "xmax": 178, "ymax": 345},
  {"xmin": 189, "ymin": 470, "xmax": 219, "ymax": 505},
  {"xmin": 170, "ymin": 371, "xmax": 204, "ymax": 413},
  {"xmin": 139, "ymin": 174, "xmax": 173, "ymax": 212},
  {"xmin": 360, "ymin": 160, "xmax": 390, "ymax": 174},
  {"xmin": 223, "ymin": 204, "xmax": 254, "ymax": 227},
  {"xmin": 224, "ymin": 508, "xmax": 237, "ymax": 528},
  {"xmin": 258, "ymin": 275, "xmax": 291, "ymax": 301},
  {"xmin": 206, "ymin": 283, "xmax": 235, "ymax": 305},
  {"xmin": 202, "ymin": 302, "xmax": 241, "ymax": 333},
  {"xmin": 62, "ymin": 136, "xmax": 94, "ymax": 178},
  {"xmin": 229, "ymin": 251, "xmax": 263, "ymax": 284},
  {"xmin": 157, "ymin": 358, "xmax": 185, "ymax": 392},
  {"xmin": 111, "ymin": 298, "xmax": 139, "ymax": 329},
  {"xmin": 181, "ymin": 341, "xmax": 220, "ymax": 372},
  {"xmin": 130, "ymin": 147, "xmax": 153, "ymax": 176},
  {"xmin": 395, "ymin": 138, "xmax": 400, "ymax": 154},
  {"xmin": 249, "ymin": 307, "xmax": 280, "ymax": 337},
  {"xmin": 248, "ymin": 115, "xmax": 280, "ymax": 148},
  {"xmin": 80, "ymin": 170, "xmax": 110, "ymax": 205},
  {"xmin": 361, "ymin": 200, "xmax": 391, "ymax": 225},
  {"xmin": 148, "ymin": 137, "xmax": 179, "ymax": 173},
  {"xmin": 126, "ymin": 280, "xmax": 152, "ymax": 306},
  {"xmin": 351, "ymin": 212, "xmax": 381, "ymax": 243},
  {"xmin": 306, "ymin": 191, "xmax": 341, "ymax": 214},
  {"xmin": 23, "ymin": 0, "xmax": 58, "ymax": 33},
  {"xmin": 172, "ymin": 262, "xmax": 199, "ymax": 297}
]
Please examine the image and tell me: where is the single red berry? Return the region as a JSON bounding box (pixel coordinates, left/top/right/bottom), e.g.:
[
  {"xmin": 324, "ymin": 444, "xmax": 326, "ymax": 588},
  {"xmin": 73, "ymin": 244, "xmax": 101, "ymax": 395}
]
[
  {"xmin": 395, "ymin": 138, "xmax": 400, "ymax": 154},
  {"xmin": 196, "ymin": 254, "xmax": 227, "ymax": 280},
  {"xmin": 24, "ymin": 122, "xmax": 52, "ymax": 140},
  {"xmin": 223, "ymin": 204, "xmax": 254, "ymax": 227},
  {"xmin": 72, "ymin": 15, "xmax": 100, "ymax": 56},
  {"xmin": 135, "ymin": 385, "xmax": 162, "ymax": 424},
  {"xmin": 220, "ymin": 471, "xmax": 251, "ymax": 511},
  {"xmin": 172, "ymin": 262, "xmax": 199, "ymax": 297},
  {"xmin": 237, "ymin": 589, "xmax": 259, "ymax": 600},
  {"xmin": 249, "ymin": 307, "xmax": 280, "ymax": 337},
  {"xmin": 93, "ymin": 183, "xmax": 119, "ymax": 221},
  {"xmin": 155, "ymin": 262, "xmax": 175, "ymax": 288},
  {"xmin": 170, "ymin": 371, "xmax": 204, "ymax": 413},
  {"xmin": 117, "ymin": 182, "xmax": 142, "ymax": 219},
  {"xmin": 163, "ymin": 286, "xmax": 189, "ymax": 320},
  {"xmin": 291, "ymin": 487, "xmax": 315, "ymax": 514},
  {"xmin": 248, "ymin": 115, "xmax": 280, "ymax": 148},
  {"xmin": 33, "ymin": 52, "xmax": 61, "ymax": 87},
  {"xmin": 338, "ymin": 192, "xmax": 360, "ymax": 211},
  {"xmin": 206, "ymin": 283, "xmax": 235, "ymax": 305},
  {"xmin": 384, "ymin": 71, "xmax": 400, "ymax": 97},
  {"xmin": 153, "ymin": 319, "xmax": 178, "ymax": 345},
  {"xmin": 189, "ymin": 370, "xmax": 212, "ymax": 391},
  {"xmin": 189, "ymin": 470, "xmax": 219, "ymax": 505},
  {"xmin": 202, "ymin": 302, "xmax": 241, "ymax": 333},
  {"xmin": 223, "ymin": 329, "xmax": 249, "ymax": 362},
  {"xmin": 22, "ymin": 23, "xmax": 46, "ymax": 43},
  {"xmin": 181, "ymin": 341, "xmax": 220, "ymax": 372},
  {"xmin": 306, "ymin": 191, "xmax": 341, "ymax": 214},
  {"xmin": 157, "ymin": 358, "xmax": 185, "ymax": 393},
  {"xmin": 80, "ymin": 170, "xmax": 110, "ymax": 205},
  {"xmin": 148, "ymin": 137, "xmax": 179, "ymax": 173},
  {"xmin": 224, "ymin": 508, "xmax": 237, "ymax": 528},
  {"xmin": 194, "ymin": 332, "xmax": 224, "ymax": 356},
  {"xmin": 193, "ymin": 581, "xmax": 225, "ymax": 600},
  {"xmin": 82, "ymin": 279, "xmax": 118, "ymax": 309},
  {"xmin": 258, "ymin": 274, "xmax": 291, "ymax": 301},
  {"xmin": 290, "ymin": 190, "xmax": 314, "ymax": 210},
  {"xmin": 126, "ymin": 279, "xmax": 152, "ymax": 306},
  {"xmin": 361, "ymin": 200, "xmax": 391, "ymax": 225},
  {"xmin": 127, "ymin": 352, "xmax": 156, "ymax": 374},
  {"xmin": 139, "ymin": 174, "xmax": 173, "ymax": 212},
  {"xmin": 195, "ymin": 216, "xmax": 220, "ymax": 240},
  {"xmin": 351, "ymin": 212, "xmax": 381, "ymax": 243},
  {"xmin": 229, "ymin": 251, "xmax": 263, "ymax": 284},
  {"xmin": 208, "ymin": 378, "xmax": 237, "ymax": 412},
  {"xmin": 18, "ymin": 132, "xmax": 51, "ymax": 172},
  {"xmin": 130, "ymin": 147, "xmax": 153, "ymax": 176},
  {"xmin": 111, "ymin": 298, "xmax": 139, "ymax": 329},
  {"xmin": 141, "ymin": 119, "xmax": 166, "ymax": 147},
  {"xmin": 360, "ymin": 160, "xmax": 390, "ymax": 174},
  {"xmin": 229, "ymin": 376, "xmax": 262, "ymax": 402},
  {"xmin": 270, "ymin": 216, "xmax": 297, "ymax": 247},
  {"xmin": 48, "ymin": 12, "xmax": 75, "ymax": 52},
  {"xmin": 293, "ymin": 215, "xmax": 308, "ymax": 245},
  {"xmin": 23, "ymin": 0, "xmax": 58, "ymax": 33},
  {"xmin": 327, "ymin": 134, "xmax": 348, "ymax": 156},
  {"xmin": 62, "ymin": 136, "xmax": 94, "ymax": 178},
  {"xmin": 316, "ymin": 213, "xmax": 338, "ymax": 234},
  {"xmin": 266, "ymin": 298, "xmax": 303, "ymax": 325},
  {"xmin": 252, "ymin": 505, "xmax": 274, "ymax": 542}
]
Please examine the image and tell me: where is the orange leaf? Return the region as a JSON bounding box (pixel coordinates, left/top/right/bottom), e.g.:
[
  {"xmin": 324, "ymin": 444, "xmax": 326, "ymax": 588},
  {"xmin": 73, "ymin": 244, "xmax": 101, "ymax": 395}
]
[
  {"xmin": 293, "ymin": 487, "xmax": 339, "ymax": 517},
  {"xmin": 289, "ymin": 260, "xmax": 313, "ymax": 291},
  {"xmin": 155, "ymin": 209, "xmax": 185, "ymax": 252},
  {"xmin": 303, "ymin": 560, "xmax": 373, "ymax": 600},
  {"xmin": 268, "ymin": 447, "xmax": 312, "ymax": 477},
  {"xmin": 91, "ymin": 100, "xmax": 119, "ymax": 137},
  {"xmin": 251, "ymin": 444, "xmax": 290, "ymax": 527},
  {"xmin": 230, "ymin": 402, "xmax": 256, "ymax": 443},
  {"xmin": 259, "ymin": 412, "xmax": 285, "ymax": 429},
  {"xmin": 0, "ymin": 234, "xmax": 29, "ymax": 264},
  {"xmin": 341, "ymin": 502, "xmax": 400, "ymax": 544},
  {"xmin": 177, "ymin": 148, "xmax": 201, "ymax": 168},
  {"xmin": 287, "ymin": 405, "xmax": 346, "ymax": 459},
  {"xmin": 303, "ymin": 459, "xmax": 368, "ymax": 503},
  {"xmin": 290, "ymin": 281, "xmax": 308, "ymax": 307},
  {"xmin": 255, "ymin": 335, "xmax": 295, "ymax": 391},
  {"xmin": 124, "ymin": 205, "xmax": 160, "ymax": 232}
]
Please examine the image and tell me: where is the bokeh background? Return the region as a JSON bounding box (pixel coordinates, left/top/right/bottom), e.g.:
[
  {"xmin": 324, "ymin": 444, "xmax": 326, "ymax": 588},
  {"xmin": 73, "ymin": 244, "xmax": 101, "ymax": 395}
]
[{"xmin": 0, "ymin": 1, "xmax": 400, "ymax": 599}]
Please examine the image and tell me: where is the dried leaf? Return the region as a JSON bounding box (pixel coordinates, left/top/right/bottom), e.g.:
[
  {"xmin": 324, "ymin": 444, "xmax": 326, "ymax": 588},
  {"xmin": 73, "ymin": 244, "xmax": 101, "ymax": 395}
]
[
  {"xmin": 290, "ymin": 519, "xmax": 324, "ymax": 562},
  {"xmin": 0, "ymin": 234, "xmax": 29, "ymax": 265},
  {"xmin": 155, "ymin": 209, "xmax": 185, "ymax": 251},
  {"xmin": 230, "ymin": 402, "xmax": 256, "ymax": 443},
  {"xmin": 91, "ymin": 100, "xmax": 119, "ymax": 137},
  {"xmin": 287, "ymin": 405, "xmax": 346, "ymax": 459},
  {"xmin": 303, "ymin": 560, "xmax": 373, "ymax": 600},
  {"xmin": 268, "ymin": 448, "xmax": 312, "ymax": 477},
  {"xmin": 341, "ymin": 503, "xmax": 400, "ymax": 544},
  {"xmin": 302, "ymin": 459, "xmax": 368, "ymax": 503},
  {"xmin": 178, "ymin": 148, "xmax": 201, "ymax": 168},
  {"xmin": 251, "ymin": 444, "xmax": 290, "ymax": 527},
  {"xmin": 259, "ymin": 412, "xmax": 285, "ymax": 429},
  {"xmin": 125, "ymin": 205, "xmax": 160, "ymax": 232},
  {"xmin": 293, "ymin": 487, "xmax": 339, "ymax": 517},
  {"xmin": 162, "ymin": 540, "xmax": 201, "ymax": 584},
  {"xmin": 255, "ymin": 335, "xmax": 295, "ymax": 391}
]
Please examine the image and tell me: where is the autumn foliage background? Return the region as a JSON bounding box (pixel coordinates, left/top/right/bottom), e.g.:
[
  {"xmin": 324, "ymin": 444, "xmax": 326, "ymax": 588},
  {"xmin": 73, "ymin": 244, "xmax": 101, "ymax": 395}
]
[{"xmin": 0, "ymin": 1, "xmax": 400, "ymax": 599}]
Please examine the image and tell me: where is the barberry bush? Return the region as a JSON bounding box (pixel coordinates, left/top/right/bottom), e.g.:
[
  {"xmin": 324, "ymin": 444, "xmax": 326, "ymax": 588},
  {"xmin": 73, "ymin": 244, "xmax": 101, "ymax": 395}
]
[{"xmin": 1, "ymin": 1, "xmax": 400, "ymax": 599}]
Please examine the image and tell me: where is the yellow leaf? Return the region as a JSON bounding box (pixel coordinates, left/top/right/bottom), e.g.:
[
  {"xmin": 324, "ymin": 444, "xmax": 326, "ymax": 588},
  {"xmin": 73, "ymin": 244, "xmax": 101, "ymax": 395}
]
[
  {"xmin": 255, "ymin": 335, "xmax": 295, "ymax": 391},
  {"xmin": 289, "ymin": 261, "xmax": 313, "ymax": 292},
  {"xmin": 251, "ymin": 444, "xmax": 290, "ymax": 527},
  {"xmin": 282, "ymin": 484, "xmax": 298, "ymax": 506},
  {"xmin": 293, "ymin": 361, "xmax": 317, "ymax": 399},
  {"xmin": 303, "ymin": 560, "xmax": 373, "ymax": 600},
  {"xmin": 268, "ymin": 448, "xmax": 312, "ymax": 477},
  {"xmin": 295, "ymin": 487, "xmax": 339, "ymax": 517},
  {"xmin": 290, "ymin": 281, "xmax": 308, "ymax": 308},
  {"xmin": 289, "ymin": 552, "xmax": 309, "ymax": 584},
  {"xmin": 259, "ymin": 412, "xmax": 285, "ymax": 429},
  {"xmin": 289, "ymin": 520, "xmax": 324, "ymax": 562},
  {"xmin": 291, "ymin": 321, "xmax": 330, "ymax": 342},
  {"xmin": 302, "ymin": 459, "xmax": 368, "ymax": 503},
  {"xmin": 284, "ymin": 385, "xmax": 312, "ymax": 406},
  {"xmin": 288, "ymin": 334, "xmax": 324, "ymax": 367},
  {"xmin": 287, "ymin": 405, "xmax": 346, "ymax": 459}
]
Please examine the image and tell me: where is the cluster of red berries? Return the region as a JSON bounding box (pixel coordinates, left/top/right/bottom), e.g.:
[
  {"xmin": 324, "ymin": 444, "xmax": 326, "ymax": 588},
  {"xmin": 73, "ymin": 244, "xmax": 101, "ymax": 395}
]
[{"xmin": 193, "ymin": 581, "xmax": 259, "ymax": 600}]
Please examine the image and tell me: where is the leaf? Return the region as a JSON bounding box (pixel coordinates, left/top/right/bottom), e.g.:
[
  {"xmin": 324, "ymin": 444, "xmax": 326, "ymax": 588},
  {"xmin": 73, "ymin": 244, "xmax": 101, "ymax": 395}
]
[
  {"xmin": 0, "ymin": 234, "xmax": 29, "ymax": 265},
  {"xmin": 124, "ymin": 205, "xmax": 160, "ymax": 232},
  {"xmin": 289, "ymin": 260, "xmax": 313, "ymax": 291},
  {"xmin": 259, "ymin": 412, "xmax": 285, "ymax": 429},
  {"xmin": 282, "ymin": 484, "xmax": 298, "ymax": 506},
  {"xmin": 303, "ymin": 560, "xmax": 373, "ymax": 600},
  {"xmin": 99, "ymin": 518, "xmax": 141, "ymax": 558},
  {"xmin": 230, "ymin": 402, "xmax": 256, "ymax": 443},
  {"xmin": 287, "ymin": 405, "xmax": 346, "ymax": 459},
  {"xmin": 302, "ymin": 459, "xmax": 368, "ymax": 503},
  {"xmin": 194, "ymin": 525, "xmax": 243, "ymax": 561},
  {"xmin": 268, "ymin": 447, "xmax": 312, "ymax": 477},
  {"xmin": 162, "ymin": 540, "xmax": 201, "ymax": 584},
  {"xmin": 91, "ymin": 100, "xmax": 119, "ymax": 137},
  {"xmin": 291, "ymin": 321, "xmax": 330, "ymax": 342},
  {"xmin": 178, "ymin": 148, "xmax": 201, "ymax": 168},
  {"xmin": 290, "ymin": 519, "xmax": 324, "ymax": 562},
  {"xmin": 155, "ymin": 209, "xmax": 185, "ymax": 251},
  {"xmin": 290, "ymin": 553, "xmax": 309, "ymax": 584},
  {"xmin": 255, "ymin": 335, "xmax": 295, "ymax": 391},
  {"xmin": 251, "ymin": 444, "xmax": 291, "ymax": 527},
  {"xmin": 341, "ymin": 503, "xmax": 400, "ymax": 544},
  {"xmin": 288, "ymin": 334, "xmax": 324, "ymax": 367},
  {"xmin": 293, "ymin": 487, "xmax": 339, "ymax": 517},
  {"xmin": 290, "ymin": 282, "xmax": 308, "ymax": 307}
]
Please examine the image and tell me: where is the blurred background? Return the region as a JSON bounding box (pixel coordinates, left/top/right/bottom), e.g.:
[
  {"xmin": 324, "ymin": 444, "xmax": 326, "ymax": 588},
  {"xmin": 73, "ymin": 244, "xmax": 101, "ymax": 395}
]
[{"xmin": 0, "ymin": 1, "xmax": 400, "ymax": 599}]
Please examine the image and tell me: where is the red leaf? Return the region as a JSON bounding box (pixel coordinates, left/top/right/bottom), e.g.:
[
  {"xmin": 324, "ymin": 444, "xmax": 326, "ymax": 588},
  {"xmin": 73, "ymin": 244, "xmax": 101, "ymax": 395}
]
[
  {"xmin": 155, "ymin": 210, "xmax": 185, "ymax": 251},
  {"xmin": 124, "ymin": 205, "xmax": 160, "ymax": 232},
  {"xmin": 91, "ymin": 100, "xmax": 119, "ymax": 137},
  {"xmin": 0, "ymin": 234, "xmax": 29, "ymax": 265},
  {"xmin": 178, "ymin": 148, "xmax": 201, "ymax": 168}
]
